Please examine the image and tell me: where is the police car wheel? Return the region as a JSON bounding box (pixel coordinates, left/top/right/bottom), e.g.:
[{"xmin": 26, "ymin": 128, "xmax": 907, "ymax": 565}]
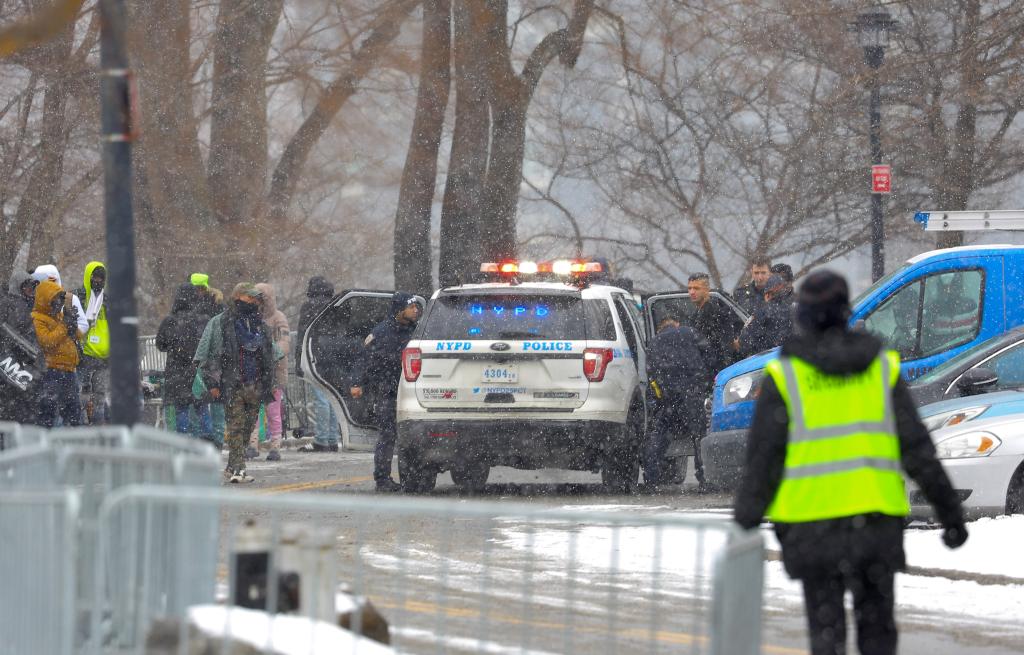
[
  {"xmin": 451, "ymin": 459, "xmax": 489, "ymax": 493},
  {"xmin": 601, "ymin": 410, "xmax": 642, "ymax": 494},
  {"xmin": 398, "ymin": 448, "xmax": 437, "ymax": 494}
]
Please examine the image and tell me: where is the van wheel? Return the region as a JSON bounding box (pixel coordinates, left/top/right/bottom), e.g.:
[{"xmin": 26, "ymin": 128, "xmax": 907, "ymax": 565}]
[
  {"xmin": 602, "ymin": 412, "xmax": 642, "ymax": 494},
  {"xmin": 1006, "ymin": 464, "xmax": 1024, "ymax": 514},
  {"xmin": 398, "ymin": 447, "xmax": 437, "ymax": 494},
  {"xmin": 451, "ymin": 459, "xmax": 490, "ymax": 493}
]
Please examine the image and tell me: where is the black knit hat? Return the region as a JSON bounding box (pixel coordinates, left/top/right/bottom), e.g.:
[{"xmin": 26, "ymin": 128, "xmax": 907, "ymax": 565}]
[
  {"xmin": 391, "ymin": 291, "xmax": 419, "ymax": 315},
  {"xmin": 796, "ymin": 270, "xmax": 850, "ymax": 333}
]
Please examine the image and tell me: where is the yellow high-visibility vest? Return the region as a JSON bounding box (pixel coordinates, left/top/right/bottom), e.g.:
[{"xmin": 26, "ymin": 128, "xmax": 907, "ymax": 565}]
[{"xmin": 765, "ymin": 350, "xmax": 910, "ymax": 523}]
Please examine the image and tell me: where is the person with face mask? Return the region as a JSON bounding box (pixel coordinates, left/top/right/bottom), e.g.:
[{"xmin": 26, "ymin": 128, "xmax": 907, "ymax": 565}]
[
  {"xmin": 32, "ymin": 279, "xmax": 84, "ymax": 427},
  {"xmin": 193, "ymin": 283, "xmax": 282, "ymax": 483},
  {"xmin": 74, "ymin": 261, "xmax": 110, "ymax": 424},
  {"xmin": 246, "ymin": 282, "xmax": 290, "ymax": 462}
]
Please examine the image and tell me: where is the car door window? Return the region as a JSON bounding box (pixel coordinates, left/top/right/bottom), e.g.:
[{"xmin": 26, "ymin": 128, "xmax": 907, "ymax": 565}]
[
  {"xmin": 918, "ymin": 270, "xmax": 983, "ymax": 357},
  {"xmin": 983, "ymin": 342, "xmax": 1024, "ymax": 390},
  {"xmin": 584, "ymin": 299, "xmax": 617, "ymax": 340},
  {"xmin": 863, "ymin": 269, "xmax": 984, "ymax": 361},
  {"xmin": 617, "ymin": 294, "xmax": 647, "ymax": 343},
  {"xmin": 310, "ymin": 294, "xmax": 394, "ymax": 427},
  {"xmin": 612, "ymin": 299, "xmax": 640, "ymax": 365},
  {"xmin": 864, "ymin": 281, "xmax": 922, "ymax": 359}
]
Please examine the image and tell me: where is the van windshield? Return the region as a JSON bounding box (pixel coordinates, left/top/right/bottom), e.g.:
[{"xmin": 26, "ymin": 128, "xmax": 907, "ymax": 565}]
[
  {"xmin": 420, "ymin": 294, "xmax": 587, "ymax": 340},
  {"xmin": 851, "ymin": 265, "xmax": 906, "ymax": 309}
]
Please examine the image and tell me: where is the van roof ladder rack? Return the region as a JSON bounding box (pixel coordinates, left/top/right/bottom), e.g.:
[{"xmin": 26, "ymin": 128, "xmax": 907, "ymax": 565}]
[{"xmin": 914, "ymin": 210, "xmax": 1024, "ymax": 232}]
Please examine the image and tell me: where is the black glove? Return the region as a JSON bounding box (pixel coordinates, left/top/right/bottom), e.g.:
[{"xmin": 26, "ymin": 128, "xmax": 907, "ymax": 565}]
[
  {"xmin": 63, "ymin": 308, "xmax": 78, "ymax": 336},
  {"xmin": 942, "ymin": 522, "xmax": 968, "ymax": 549}
]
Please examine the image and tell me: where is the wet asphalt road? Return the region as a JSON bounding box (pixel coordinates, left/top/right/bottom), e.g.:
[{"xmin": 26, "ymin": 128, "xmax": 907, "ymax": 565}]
[{"xmin": 221, "ymin": 446, "xmax": 1024, "ymax": 655}]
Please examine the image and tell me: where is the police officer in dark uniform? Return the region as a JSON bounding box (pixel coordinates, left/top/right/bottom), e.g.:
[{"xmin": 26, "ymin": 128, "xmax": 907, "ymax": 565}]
[
  {"xmin": 350, "ymin": 292, "xmax": 422, "ymax": 492},
  {"xmin": 734, "ymin": 270, "xmax": 967, "ymax": 655},
  {"xmin": 643, "ymin": 316, "xmax": 711, "ymax": 491}
]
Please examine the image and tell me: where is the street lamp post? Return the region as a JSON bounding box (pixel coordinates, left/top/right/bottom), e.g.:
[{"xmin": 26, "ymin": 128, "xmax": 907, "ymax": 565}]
[
  {"xmin": 855, "ymin": 10, "xmax": 898, "ymax": 282},
  {"xmin": 99, "ymin": 0, "xmax": 141, "ymax": 426}
]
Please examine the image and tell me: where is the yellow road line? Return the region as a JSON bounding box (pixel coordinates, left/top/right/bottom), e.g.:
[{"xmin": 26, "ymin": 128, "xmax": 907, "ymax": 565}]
[
  {"xmin": 375, "ymin": 598, "xmax": 807, "ymax": 654},
  {"xmin": 258, "ymin": 475, "xmax": 373, "ymax": 495}
]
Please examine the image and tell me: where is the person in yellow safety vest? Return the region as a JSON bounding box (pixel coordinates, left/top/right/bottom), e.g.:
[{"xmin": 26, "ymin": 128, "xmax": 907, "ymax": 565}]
[
  {"xmin": 74, "ymin": 261, "xmax": 109, "ymax": 424},
  {"xmin": 733, "ymin": 270, "xmax": 968, "ymax": 655}
]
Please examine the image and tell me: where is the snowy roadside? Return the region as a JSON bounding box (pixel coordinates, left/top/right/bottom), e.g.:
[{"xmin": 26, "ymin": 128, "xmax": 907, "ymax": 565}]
[{"xmin": 489, "ymin": 506, "xmax": 1024, "ymax": 635}]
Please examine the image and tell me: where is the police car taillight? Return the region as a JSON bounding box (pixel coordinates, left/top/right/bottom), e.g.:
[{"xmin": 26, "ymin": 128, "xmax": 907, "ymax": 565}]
[
  {"xmin": 402, "ymin": 347, "xmax": 422, "ymax": 382},
  {"xmin": 583, "ymin": 348, "xmax": 614, "ymax": 382}
]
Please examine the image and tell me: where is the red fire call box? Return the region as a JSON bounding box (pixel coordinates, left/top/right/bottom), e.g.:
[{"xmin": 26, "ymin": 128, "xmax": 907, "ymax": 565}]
[{"xmin": 872, "ymin": 165, "xmax": 892, "ymax": 194}]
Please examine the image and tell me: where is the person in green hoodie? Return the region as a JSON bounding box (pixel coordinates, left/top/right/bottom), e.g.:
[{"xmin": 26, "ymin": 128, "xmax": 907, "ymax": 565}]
[{"xmin": 75, "ymin": 261, "xmax": 109, "ymax": 424}]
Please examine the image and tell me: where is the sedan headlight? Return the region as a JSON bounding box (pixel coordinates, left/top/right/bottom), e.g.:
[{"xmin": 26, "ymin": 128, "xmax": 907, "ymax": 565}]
[
  {"xmin": 724, "ymin": 370, "xmax": 763, "ymax": 405},
  {"xmin": 921, "ymin": 405, "xmax": 989, "ymax": 432},
  {"xmin": 934, "ymin": 431, "xmax": 1002, "ymax": 459}
]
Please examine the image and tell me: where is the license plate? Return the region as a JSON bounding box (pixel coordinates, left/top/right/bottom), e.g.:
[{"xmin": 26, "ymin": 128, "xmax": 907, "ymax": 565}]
[{"xmin": 481, "ymin": 364, "xmax": 518, "ymax": 384}]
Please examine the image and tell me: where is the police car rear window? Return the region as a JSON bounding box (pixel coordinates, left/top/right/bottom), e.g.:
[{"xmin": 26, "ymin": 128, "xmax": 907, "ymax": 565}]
[{"xmin": 421, "ymin": 295, "xmax": 587, "ymax": 340}]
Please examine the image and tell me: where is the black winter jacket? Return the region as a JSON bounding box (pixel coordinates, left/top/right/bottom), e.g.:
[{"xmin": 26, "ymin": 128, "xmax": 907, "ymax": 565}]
[
  {"xmin": 352, "ymin": 317, "xmax": 417, "ymax": 398},
  {"xmin": 294, "ymin": 276, "xmax": 335, "ymax": 374},
  {"xmin": 733, "ymin": 330, "xmax": 965, "ymax": 579},
  {"xmin": 156, "ymin": 284, "xmax": 209, "ymax": 405},
  {"xmin": 738, "ymin": 291, "xmax": 794, "ymax": 358},
  {"xmin": 648, "ymin": 326, "xmax": 711, "ymax": 400},
  {"xmin": 733, "ymin": 280, "xmax": 767, "ymax": 317},
  {"xmin": 691, "ymin": 297, "xmax": 738, "ymax": 375}
]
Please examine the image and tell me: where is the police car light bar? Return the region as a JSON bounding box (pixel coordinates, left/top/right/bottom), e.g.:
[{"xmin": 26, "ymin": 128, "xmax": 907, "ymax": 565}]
[
  {"xmin": 914, "ymin": 210, "xmax": 1024, "ymax": 231},
  {"xmin": 479, "ymin": 259, "xmax": 604, "ymax": 277}
]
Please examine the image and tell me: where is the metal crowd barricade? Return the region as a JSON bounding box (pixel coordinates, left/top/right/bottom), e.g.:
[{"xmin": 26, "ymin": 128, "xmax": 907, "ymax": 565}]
[
  {"xmin": 0, "ymin": 490, "xmax": 80, "ymax": 655},
  {"xmin": 0, "ymin": 420, "xmax": 46, "ymax": 451},
  {"xmin": 0, "ymin": 426, "xmax": 222, "ymax": 654},
  {"xmin": 94, "ymin": 486, "xmax": 764, "ymax": 655}
]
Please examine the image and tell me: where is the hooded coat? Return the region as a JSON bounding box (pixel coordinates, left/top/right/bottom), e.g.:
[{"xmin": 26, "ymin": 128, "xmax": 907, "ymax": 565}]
[
  {"xmin": 733, "ymin": 330, "xmax": 964, "ymax": 579},
  {"xmin": 193, "ymin": 299, "xmax": 280, "ymax": 403},
  {"xmin": 156, "ymin": 284, "xmax": 209, "ymax": 405},
  {"xmin": 255, "ymin": 283, "xmax": 290, "ymax": 389},
  {"xmin": 75, "ymin": 261, "xmax": 109, "ymax": 360},
  {"xmin": 32, "ymin": 280, "xmax": 81, "ymax": 372},
  {"xmin": 0, "ymin": 271, "xmax": 37, "ymax": 341},
  {"xmin": 32, "ymin": 264, "xmax": 88, "ymax": 336},
  {"xmin": 294, "ymin": 276, "xmax": 334, "ymax": 374}
]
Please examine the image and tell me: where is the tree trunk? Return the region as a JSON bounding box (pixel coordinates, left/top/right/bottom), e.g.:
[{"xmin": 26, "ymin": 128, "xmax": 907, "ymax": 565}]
[
  {"xmin": 16, "ymin": 27, "xmax": 73, "ymax": 272},
  {"xmin": 129, "ymin": 0, "xmax": 213, "ymax": 292},
  {"xmin": 438, "ymin": 2, "xmax": 491, "ymax": 287},
  {"xmin": 936, "ymin": 0, "xmax": 980, "ymax": 250},
  {"xmin": 480, "ymin": 99, "xmax": 527, "ymax": 262},
  {"xmin": 207, "ymin": 0, "xmax": 283, "ymax": 281},
  {"xmin": 393, "ymin": 0, "xmax": 451, "ymax": 294}
]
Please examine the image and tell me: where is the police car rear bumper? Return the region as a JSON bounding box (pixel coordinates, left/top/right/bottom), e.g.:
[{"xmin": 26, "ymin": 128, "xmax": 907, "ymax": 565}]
[
  {"xmin": 398, "ymin": 419, "xmax": 624, "ymax": 471},
  {"xmin": 700, "ymin": 428, "xmax": 748, "ymax": 491}
]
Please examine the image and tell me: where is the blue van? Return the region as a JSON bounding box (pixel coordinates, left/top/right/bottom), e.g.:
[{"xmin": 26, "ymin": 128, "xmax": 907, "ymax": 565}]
[{"xmin": 702, "ymin": 244, "xmax": 1024, "ymax": 488}]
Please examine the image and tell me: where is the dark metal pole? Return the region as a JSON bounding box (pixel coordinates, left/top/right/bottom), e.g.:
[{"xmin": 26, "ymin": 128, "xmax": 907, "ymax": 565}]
[
  {"xmin": 866, "ymin": 46, "xmax": 885, "ymax": 282},
  {"xmin": 99, "ymin": 0, "xmax": 140, "ymax": 426}
]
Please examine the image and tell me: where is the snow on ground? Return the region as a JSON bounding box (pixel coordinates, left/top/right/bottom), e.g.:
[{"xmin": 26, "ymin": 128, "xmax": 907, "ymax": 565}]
[
  {"xmin": 188, "ymin": 605, "xmax": 395, "ymax": 655},
  {"xmin": 391, "ymin": 626, "xmax": 562, "ymax": 655},
  {"xmin": 491, "ymin": 506, "xmax": 1024, "ymax": 634}
]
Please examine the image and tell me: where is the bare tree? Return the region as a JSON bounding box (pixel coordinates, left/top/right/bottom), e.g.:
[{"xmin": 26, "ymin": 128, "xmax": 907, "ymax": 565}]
[{"xmin": 393, "ymin": 0, "xmax": 450, "ymax": 293}]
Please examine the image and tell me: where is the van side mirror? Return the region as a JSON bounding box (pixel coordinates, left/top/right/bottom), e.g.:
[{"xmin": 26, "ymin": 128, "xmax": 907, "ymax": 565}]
[{"xmin": 956, "ymin": 367, "xmax": 998, "ymax": 396}]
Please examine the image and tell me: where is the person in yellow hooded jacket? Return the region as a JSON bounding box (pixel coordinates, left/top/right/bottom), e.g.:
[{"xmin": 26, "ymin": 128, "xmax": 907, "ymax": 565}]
[
  {"xmin": 74, "ymin": 261, "xmax": 110, "ymax": 424},
  {"xmin": 33, "ymin": 279, "xmax": 84, "ymax": 427}
]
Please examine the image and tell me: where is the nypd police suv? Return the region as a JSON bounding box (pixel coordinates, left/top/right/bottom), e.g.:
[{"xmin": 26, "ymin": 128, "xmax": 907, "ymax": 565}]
[{"xmin": 300, "ymin": 259, "xmax": 747, "ymax": 493}]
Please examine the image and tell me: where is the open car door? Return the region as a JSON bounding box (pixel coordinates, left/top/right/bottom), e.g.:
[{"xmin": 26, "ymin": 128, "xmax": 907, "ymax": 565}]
[
  {"xmin": 643, "ymin": 290, "xmax": 748, "ymax": 339},
  {"xmin": 300, "ymin": 289, "xmax": 426, "ymax": 450}
]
